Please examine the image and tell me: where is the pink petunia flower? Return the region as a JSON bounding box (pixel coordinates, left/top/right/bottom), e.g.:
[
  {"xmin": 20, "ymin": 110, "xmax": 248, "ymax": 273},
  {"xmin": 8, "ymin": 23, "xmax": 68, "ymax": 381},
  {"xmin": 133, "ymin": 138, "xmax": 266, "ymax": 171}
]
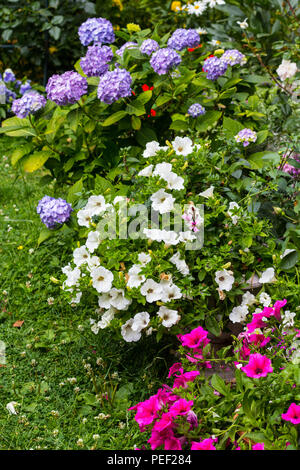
[
  {"xmin": 272, "ymin": 299, "xmax": 287, "ymax": 321},
  {"xmin": 173, "ymin": 371, "xmax": 200, "ymax": 389},
  {"xmin": 252, "ymin": 442, "xmax": 264, "ymax": 450},
  {"xmin": 167, "ymin": 362, "xmax": 184, "ymax": 378},
  {"xmin": 169, "ymin": 398, "xmax": 193, "ymax": 417},
  {"xmin": 191, "ymin": 438, "xmax": 216, "ymax": 450},
  {"xmin": 248, "ymin": 334, "xmax": 271, "ymax": 348},
  {"xmin": 241, "ymin": 353, "xmax": 273, "ymax": 378},
  {"xmin": 180, "ymin": 326, "xmax": 210, "ymax": 349},
  {"xmin": 281, "ymin": 403, "xmax": 300, "ymax": 424},
  {"xmin": 246, "ymin": 307, "xmax": 273, "ymax": 333}
]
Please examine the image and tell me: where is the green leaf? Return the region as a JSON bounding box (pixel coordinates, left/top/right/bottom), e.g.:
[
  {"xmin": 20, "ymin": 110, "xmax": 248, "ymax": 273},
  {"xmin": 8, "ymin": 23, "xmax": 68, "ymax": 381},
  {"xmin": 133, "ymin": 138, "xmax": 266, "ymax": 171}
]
[
  {"xmin": 192, "ymin": 77, "xmax": 216, "ymax": 89},
  {"xmin": 205, "ymin": 316, "xmax": 221, "ymax": 337},
  {"xmin": 102, "ymin": 111, "xmax": 128, "ymax": 127},
  {"xmin": 67, "ymin": 179, "xmax": 83, "ymax": 203},
  {"xmin": 136, "ymin": 127, "xmax": 157, "ymax": 146},
  {"xmin": 49, "ymin": 26, "xmax": 61, "ymax": 40},
  {"xmin": 248, "ymin": 151, "xmax": 280, "ymax": 169},
  {"xmin": 94, "ymin": 175, "xmax": 114, "ymax": 195},
  {"xmin": 256, "ymin": 130, "xmax": 268, "ymax": 145},
  {"xmin": 155, "ymin": 94, "xmax": 172, "ymax": 107},
  {"xmin": 1, "ymin": 117, "xmax": 37, "ymax": 137},
  {"xmin": 10, "ymin": 144, "xmax": 33, "ymax": 166},
  {"xmin": 169, "ymin": 120, "xmax": 189, "ymax": 131},
  {"xmin": 210, "ymin": 374, "xmax": 229, "ymax": 397},
  {"xmin": 22, "ymin": 150, "xmax": 53, "ymax": 172},
  {"xmin": 131, "ymin": 115, "xmax": 141, "ymax": 130},
  {"xmin": 195, "ymin": 111, "xmax": 222, "ymax": 132},
  {"xmin": 134, "ymin": 90, "xmax": 152, "ymax": 105},
  {"xmin": 222, "ymin": 77, "xmax": 242, "ymax": 89},
  {"xmin": 219, "ymin": 87, "xmax": 237, "ymax": 100},
  {"xmin": 222, "ymin": 116, "xmax": 244, "ymax": 137},
  {"xmin": 279, "ymin": 250, "xmax": 298, "ymax": 271},
  {"xmin": 38, "ymin": 228, "xmax": 53, "ymax": 246}
]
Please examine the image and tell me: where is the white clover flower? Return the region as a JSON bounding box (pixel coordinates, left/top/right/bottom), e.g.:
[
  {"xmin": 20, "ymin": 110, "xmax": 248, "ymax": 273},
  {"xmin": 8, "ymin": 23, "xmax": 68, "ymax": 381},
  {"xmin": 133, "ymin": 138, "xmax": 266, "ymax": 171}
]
[
  {"xmin": 160, "ymin": 282, "xmax": 182, "ymax": 303},
  {"xmin": 215, "ymin": 269, "xmax": 235, "ymax": 292},
  {"xmin": 6, "ymin": 402, "xmax": 18, "ymax": 415},
  {"xmin": 241, "ymin": 291, "xmax": 257, "ymax": 307},
  {"xmin": 259, "ymin": 267, "xmax": 276, "ymax": 284},
  {"xmin": 140, "ymin": 279, "xmax": 163, "ymax": 303},
  {"xmin": 73, "ymin": 245, "xmax": 90, "ymax": 267},
  {"xmin": 229, "ymin": 304, "xmax": 249, "ymax": 323},
  {"xmin": 127, "ymin": 264, "xmax": 146, "ymax": 288},
  {"xmin": 91, "ymin": 266, "xmax": 114, "ymax": 293},
  {"xmin": 169, "ymin": 252, "xmax": 190, "ymax": 276},
  {"xmin": 86, "ymin": 230, "xmax": 101, "ymax": 253},
  {"xmin": 199, "ymin": 186, "xmax": 214, "ymax": 199},
  {"xmin": 109, "ymin": 288, "xmax": 132, "ymax": 310},
  {"xmin": 237, "ymin": 18, "xmax": 248, "ymax": 29},
  {"xmin": 228, "ymin": 201, "xmax": 240, "ymax": 225},
  {"xmin": 157, "ymin": 306, "xmax": 180, "ymax": 327},
  {"xmin": 131, "ymin": 311, "xmax": 150, "ymax": 331},
  {"xmin": 121, "ymin": 318, "xmax": 142, "ymax": 342},
  {"xmin": 150, "ymin": 189, "xmax": 175, "ymax": 214},
  {"xmin": 277, "ymin": 60, "xmax": 298, "ymax": 82},
  {"xmin": 138, "ymin": 164, "xmax": 154, "ymax": 177},
  {"xmin": 85, "ymin": 195, "xmax": 108, "ymax": 216},
  {"xmin": 172, "ymin": 136, "xmax": 194, "ymax": 156},
  {"xmin": 259, "ymin": 292, "xmax": 271, "ymax": 307},
  {"xmin": 77, "ymin": 208, "xmax": 93, "ymax": 227}
]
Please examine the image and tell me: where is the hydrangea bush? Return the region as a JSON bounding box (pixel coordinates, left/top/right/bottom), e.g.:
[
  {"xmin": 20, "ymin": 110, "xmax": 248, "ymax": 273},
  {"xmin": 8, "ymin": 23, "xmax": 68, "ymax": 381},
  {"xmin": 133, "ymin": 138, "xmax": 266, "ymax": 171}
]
[{"xmin": 0, "ymin": 68, "xmax": 39, "ymax": 119}]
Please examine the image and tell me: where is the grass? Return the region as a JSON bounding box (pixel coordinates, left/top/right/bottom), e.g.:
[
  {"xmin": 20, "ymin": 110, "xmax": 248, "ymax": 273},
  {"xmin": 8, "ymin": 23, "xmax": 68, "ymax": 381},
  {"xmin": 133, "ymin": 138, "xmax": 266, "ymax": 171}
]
[{"xmin": 0, "ymin": 136, "xmax": 173, "ymax": 450}]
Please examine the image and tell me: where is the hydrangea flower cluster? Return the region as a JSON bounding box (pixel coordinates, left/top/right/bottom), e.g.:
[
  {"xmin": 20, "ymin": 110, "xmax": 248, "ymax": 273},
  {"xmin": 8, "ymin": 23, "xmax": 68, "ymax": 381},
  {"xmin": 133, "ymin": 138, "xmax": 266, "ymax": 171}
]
[
  {"xmin": 280, "ymin": 154, "xmax": 300, "ymax": 177},
  {"xmin": 97, "ymin": 68, "xmax": 132, "ymax": 104},
  {"xmin": 202, "ymin": 56, "xmax": 228, "ymax": 80},
  {"xmin": 167, "ymin": 28, "xmax": 200, "ymax": 51},
  {"xmin": 11, "ymin": 91, "xmax": 46, "ymax": 118},
  {"xmin": 221, "ymin": 49, "xmax": 246, "ymax": 66},
  {"xmin": 116, "ymin": 41, "xmax": 138, "ymax": 58},
  {"xmin": 140, "ymin": 39, "xmax": 160, "ymax": 56},
  {"xmin": 37, "ymin": 196, "xmax": 73, "ymax": 229},
  {"xmin": 78, "ymin": 17, "xmax": 115, "ymax": 46},
  {"xmin": 3, "ymin": 68, "xmax": 15, "ymax": 83},
  {"xmin": 234, "ymin": 128, "xmax": 257, "ymax": 147},
  {"xmin": 19, "ymin": 81, "xmax": 32, "ymax": 95},
  {"xmin": 150, "ymin": 48, "xmax": 182, "ymax": 75},
  {"xmin": 46, "ymin": 71, "xmax": 88, "ymax": 106},
  {"xmin": 80, "ymin": 45, "xmax": 113, "ymax": 77},
  {"xmin": 187, "ymin": 103, "xmax": 206, "ymax": 117}
]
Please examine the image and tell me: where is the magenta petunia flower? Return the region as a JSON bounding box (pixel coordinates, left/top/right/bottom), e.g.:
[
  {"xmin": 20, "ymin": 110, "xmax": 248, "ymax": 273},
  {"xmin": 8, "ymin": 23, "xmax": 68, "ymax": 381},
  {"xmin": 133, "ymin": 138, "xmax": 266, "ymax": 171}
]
[
  {"xmin": 180, "ymin": 326, "xmax": 210, "ymax": 349},
  {"xmin": 173, "ymin": 371, "xmax": 200, "ymax": 389},
  {"xmin": 191, "ymin": 438, "xmax": 216, "ymax": 450},
  {"xmin": 169, "ymin": 398, "xmax": 193, "ymax": 417},
  {"xmin": 167, "ymin": 362, "xmax": 184, "ymax": 378},
  {"xmin": 272, "ymin": 299, "xmax": 287, "ymax": 321},
  {"xmin": 252, "ymin": 443, "xmax": 265, "ymax": 450},
  {"xmin": 281, "ymin": 403, "xmax": 300, "ymax": 425},
  {"xmin": 241, "ymin": 353, "xmax": 273, "ymax": 378}
]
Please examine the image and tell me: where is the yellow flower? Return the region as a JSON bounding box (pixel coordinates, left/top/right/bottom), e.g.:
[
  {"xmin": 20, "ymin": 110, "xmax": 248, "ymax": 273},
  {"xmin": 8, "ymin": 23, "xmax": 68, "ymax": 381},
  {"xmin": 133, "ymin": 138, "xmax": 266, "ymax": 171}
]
[
  {"xmin": 127, "ymin": 23, "xmax": 141, "ymax": 33},
  {"xmin": 112, "ymin": 0, "xmax": 123, "ymax": 10},
  {"xmin": 171, "ymin": 1, "xmax": 181, "ymax": 11},
  {"xmin": 49, "ymin": 46, "xmax": 57, "ymax": 54},
  {"xmin": 214, "ymin": 48, "xmax": 224, "ymax": 56},
  {"xmin": 17, "ymin": 245, "xmax": 23, "ymax": 250}
]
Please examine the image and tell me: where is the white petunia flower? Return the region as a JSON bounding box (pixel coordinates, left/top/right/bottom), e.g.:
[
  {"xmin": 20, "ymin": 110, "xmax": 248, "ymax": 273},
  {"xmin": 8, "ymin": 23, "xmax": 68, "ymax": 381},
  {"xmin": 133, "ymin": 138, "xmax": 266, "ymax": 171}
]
[
  {"xmin": 98, "ymin": 291, "xmax": 116, "ymax": 309},
  {"xmin": 138, "ymin": 252, "xmax": 151, "ymax": 265},
  {"xmin": 150, "ymin": 189, "xmax": 175, "ymax": 214},
  {"xmin": 153, "ymin": 162, "xmax": 173, "ymax": 179},
  {"xmin": 157, "ymin": 306, "xmax": 181, "ymax": 327},
  {"xmin": 282, "ymin": 310, "xmax": 296, "ymax": 328},
  {"xmin": 172, "ymin": 136, "xmax": 194, "ymax": 156},
  {"xmin": 91, "ymin": 266, "xmax": 114, "ymax": 293},
  {"xmin": 241, "ymin": 291, "xmax": 257, "ymax": 307},
  {"xmin": 259, "ymin": 292, "xmax": 271, "ymax": 307},
  {"xmin": 138, "ymin": 164, "xmax": 154, "ymax": 177},
  {"xmin": 228, "ymin": 201, "xmax": 240, "ymax": 225},
  {"xmin": 161, "ymin": 230, "xmax": 181, "ymax": 246},
  {"xmin": 199, "ymin": 186, "xmax": 214, "ymax": 199},
  {"xmin": 98, "ymin": 307, "xmax": 116, "ymax": 329},
  {"xmin": 86, "ymin": 231, "xmax": 101, "ymax": 253},
  {"xmin": 73, "ymin": 246, "xmax": 90, "ymax": 267},
  {"xmin": 121, "ymin": 319, "xmax": 142, "ymax": 342},
  {"xmin": 215, "ymin": 270, "xmax": 235, "ymax": 292},
  {"xmin": 131, "ymin": 311, "xmax": 150, "ymax": 331},
  {"xmin": 143, "ymin": 141, "xmax": 168, "ymax": 159},
  {"xmin": 109, "ymin": 288, "xmax": 132, "ymax": 310},
  {"xmin": 237, "ymin": 18, "xmax": 248, "ymax": 29},
  {"xmin": 113, "ymin": 196, "xmax": 126, "ymax": 205},
  {"xmin": 170, "ymin": 252, "xmax": 190, "ymax": 276},
  {"xmin": 160, "ymin": 282, "xmax": 182, "ymax": 303},
  {"xmin": 276, "ymin": 60, "xmax": 298, "ymax": 82},
  {"xmin": 77, "ymin": 208, "xmax": 93, "ymax": 227},
  {"xmin": 140, "ymin": 279, "xmax": 163, "ymax": 303},
  {"xmin": 165, "ymin": 172, "xmax": 185, "ymax": 191},
  {"xmin": 85, "ymin": 195, "xmax": 108, "ymax": 216},
  {"xmin": 229, "ymin": 304, "xmax": 249, "ymax": 323},
  {"xmin": 69, "ymin": 291, "xmax": 82, "ymax": 305},
  {"xmin": 87, "ymin": 255, "xmax": 101, "ymax": 270},
  {"xmin": 259, "ymin": 267, "xmax": 276, "ymax": 284},
  {"xmin": 65, "ymin": 267, "xmax": 81, "ymax": 287},
  {"xmin": 6, "ymin": 402, "xmax": 18, "ymax": 415},
  {"xmin": 127, "ymin": 264, "xmax": 146, "ymax": 288}
]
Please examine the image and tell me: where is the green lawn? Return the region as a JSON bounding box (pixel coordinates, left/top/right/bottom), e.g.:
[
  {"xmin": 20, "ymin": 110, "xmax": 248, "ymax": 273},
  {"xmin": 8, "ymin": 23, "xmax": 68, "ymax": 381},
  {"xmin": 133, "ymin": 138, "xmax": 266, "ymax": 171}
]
[{"xmin": 0, "ymin": 136, "xmax": 172, "ymax": 450}]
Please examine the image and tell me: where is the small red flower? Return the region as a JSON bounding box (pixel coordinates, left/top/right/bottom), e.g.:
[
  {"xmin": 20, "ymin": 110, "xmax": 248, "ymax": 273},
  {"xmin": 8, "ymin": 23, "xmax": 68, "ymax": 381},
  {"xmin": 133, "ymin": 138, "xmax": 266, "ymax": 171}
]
[
  {"xmin": 132, "ymin": 90, "xmax": 136, "ymax": 96},
  {"xmin": 142, "ymin": 84, "xmax": 154, "ymax": 92},
  {"xmin": 150, "ymin": 109, "xmax": 156, "ymax": 117},
  {"xmin": 209, "ymin": 54, "xmax": 215, "ymax": 58},
  {"xmin": 188, "ymin": 44, "xmax": 202, "ymax": 52}
]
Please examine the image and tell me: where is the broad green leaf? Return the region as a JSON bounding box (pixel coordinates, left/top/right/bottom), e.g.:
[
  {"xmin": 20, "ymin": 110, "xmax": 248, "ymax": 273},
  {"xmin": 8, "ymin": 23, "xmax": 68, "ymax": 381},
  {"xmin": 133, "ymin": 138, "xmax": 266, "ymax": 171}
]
[
  {"xmin": 279, "ymin": 250, "xmax": 298, "ymax": 271},
  {"xmin": 1, "ymin": 116, "xmax": 37, "ymax": 137},
  {"xmin": 131, "ymin": 115, "xmax": 141, "ymax": 130},
  {"xmin": 155, "ymin": 94, "xmax": 172, "ymax": 107},
  {"xmin": 169, "ymin": 120, "xmax": 189, "ymax": 131},
  {"xmin": 38, "ymin": 228, "xmax": 53, "ymax": 246},
  {"xmin": 102, "ymin": 111, "xmax": 128, "ymax": 127},
  {"xmin": 134, "ymin": 90, "xmax": 152, "ymax": 105},
  {"xmin": 94, "ymin": 175, "xmax": 114, "ymax": 195},
  {"xmin": 195, "ymin": 110, "xmax": 222, "ymax": 132},
  {"xmin": 248, "ymin": 151, "xmax": 280, "ymax": 169},
  {"xmin": 256, "ymin": 129, "xmax": 268, "ymax": 145},
  {"xmin": 205, "ymin": 315, "xmax": 221, "ymax": 337},
  {"xmin": 210, "ymin": 374, "xmax": 229, "ymax": 397},
  {"xmin": 67, "ymin": 179, "xmax": 83, "ymax": 203},
  {"xmin": 10, "ymin": 144, "xmax": 33, "ymax": 166},
  {"xmin": 222, "ymin": 116, "xmax": 244, "ymax": 137},
  {"xmin": 22, "ymin": 150, "xmax": 53, "ymax": 172}
]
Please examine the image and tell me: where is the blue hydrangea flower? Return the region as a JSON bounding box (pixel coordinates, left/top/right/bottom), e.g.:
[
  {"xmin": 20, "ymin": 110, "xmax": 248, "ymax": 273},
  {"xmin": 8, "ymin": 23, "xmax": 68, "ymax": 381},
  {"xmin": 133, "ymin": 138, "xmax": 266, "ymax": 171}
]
[
  {"xmin": 97, "ymin": 68, "xmax": 132, "ymax": 104},
  {"xmin": 167, "ymin": 29, "xmax": 200, "ymax": 51},
  {"xmin": 0, "ymin": 82, "xmax": 7, "ymax": 103},
  {"xmin": 80, "ymin": 45, "xmax": 113, "ymax": 77},
  {"xmin": 46, "ymin": 71, "xmax": 88, "ymax": 106},
  {"xmin": 78, "ymin": 17, "xmax": 115, "ymax": 46},
  {"xmin": 11, "ymin": 91, "xmax": 46, "ymax": 118},
  {"xmin": 116, "ymin": 42, "xmax": 138, "ymax": 58},
  {"xmin": 150, "ymin": 48, "xmax": 182, "ymax": 75},
  {"xmin": 202, "ymin": 56, "xmax": 228, "ymax": 80},
  {"xmin": 37, "ymin": 196, "xmax": 73, "ymax": 229},
  {"xmin": 234, "ymin": 128, "xmax": 257, "ymax": 147},
  {"xmin": 5, "ymin": 89, "xmax": 17, "ymax": 102},
  {"xmin": 221, "ymin": 49, "xmax": 246, "ymax": 66},
  {"xmin": 19, "ymin": 81, "xmax": 32, "ymax": 95},
  {"xmin": 3, "ymin": 69, "xmax": 15, "ymax": 83},
  {"xmin": 187, "ymin": 103, "xmax": 206, "ymax": 117},
  {"xmin": 140, "ymin": 39, "xmax": 159, "ymax": 56}
]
